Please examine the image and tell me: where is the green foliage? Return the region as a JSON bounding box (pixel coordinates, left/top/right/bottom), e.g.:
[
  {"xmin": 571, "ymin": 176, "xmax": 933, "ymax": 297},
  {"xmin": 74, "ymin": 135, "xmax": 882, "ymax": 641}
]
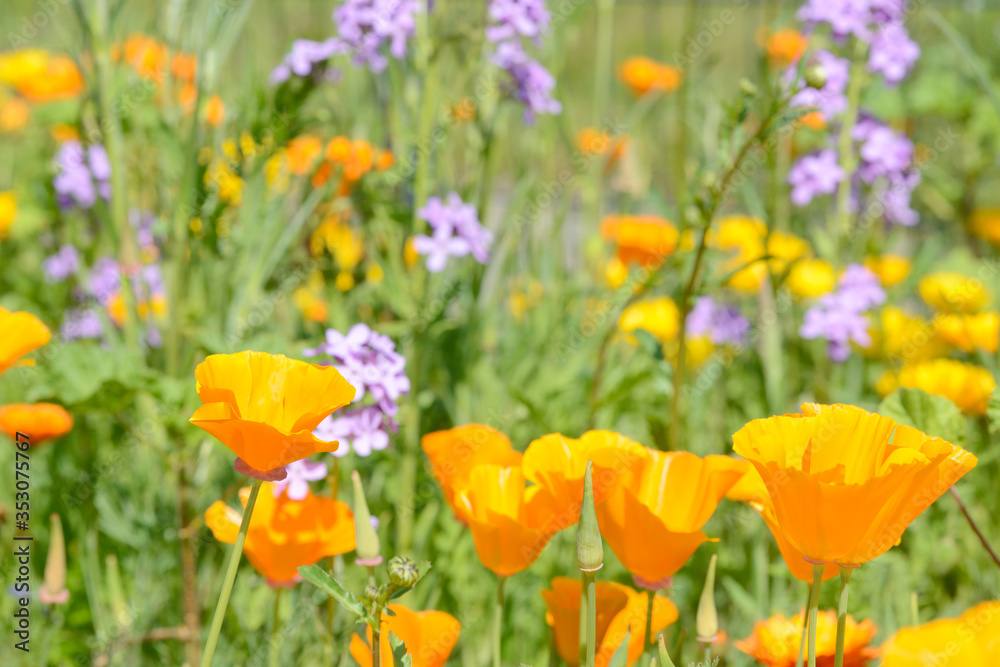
[{"xmin": 878, "ymin": 387, "xmax": 967, "ymax": 446}]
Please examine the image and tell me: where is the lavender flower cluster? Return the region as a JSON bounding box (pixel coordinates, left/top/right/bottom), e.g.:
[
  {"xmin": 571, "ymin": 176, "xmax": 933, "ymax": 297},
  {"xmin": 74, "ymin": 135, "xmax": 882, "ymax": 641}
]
[
  {"xmin": 272, "ymin": 459, "xmax": 328, "ymax": 500},
  {"xmin": 413, "ymin": 192, "xmax": 492, "ymax": 273},
  {"xmin": 270, "ymin": 38, "xmax": 343, "ymax": 84},
  {"xmin": 53, "ymin": 141, "xmax": 111, "ymax": 210},
  {"xmin": 332, "ymin": 0, "xmax": 421, "ymax": 73},
  {"xmin": 487, "ymin": 0, "xmax": 561, "ymax": 123},
  {"xmin": 305, "ymin": 323, "xmax": 411, "ymax": 457},
  {"xmin": 686, "ymin": 297, "xmax": 750, "ymax": 346},
  {"xmin": 800, "ymin": 264, "xmax": 886, "ymax": 361}
]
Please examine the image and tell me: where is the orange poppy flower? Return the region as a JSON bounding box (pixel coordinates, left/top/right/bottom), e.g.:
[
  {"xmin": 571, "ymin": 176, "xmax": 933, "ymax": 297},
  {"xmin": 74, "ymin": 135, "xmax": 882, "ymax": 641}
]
[
  {"xmin": 189, "ymin": 351, "xmax": 356, "ymax": 476},
  {"xmin": 521, "ymin": 430, "xmax": 647, "ymax": 532},
  {"xmin": 575, "ymin": 127, "xmax": 628, "ymax": 169},
  {"xmin": 736, "ymin": 609, "xmax": 878, "ymax": 667},
  {"xmin": 880, "ymin": 601, "xmax": 1000, "ymax": 666},
  {"xmin": 0, "ymin": 51, "xmax": 84, "ymax": 102},
  {"xmin": 0, "ymin": 307, "xmax": 51, "ymax": 376},
  {"xmin": 970, "ymin": 209, "xmax": 1000, "ymax": 246},
  {"xmin": 732, "ymin": 403, "xmax": 977, "ymax": 567},
  {"xmin": 286, "ymin": 136, "xmax": 324, "ymax": 175},
  {"xmin": 765, "ymin": 29, "xmax": 808, "ymax": 67},
  {"xmin": 934, "ymin": 312, "xmax": 999, "ymax": 354},
  {"xmin": 349, "ymin": 604, "xmax": 461, "ymax": 667},
  {"xmin": 204, "ymin": 95, "xmax": 225, "ymax": 126},
  {"xmin": 1, "ymin": 98, "xmax": 29, "ymax": 133},
  {"xmin": 620, "ymin": 57, "xmax": 683, "ymax": 96},
  {"xmin": 595, "ymin": 450, "xmax": 746, "ymax": 587},
  {"xmin": 0, "ymin": 403, "xmax": 73, "ymax": 445},
  {"xmin": 601, "ymin": 215, "xmax": 679, "ymax": 267},
  {"xmin": 422, "ymin": 424, "xmax": 522, "ymax": 519},
  {"xmin": 453, "ymin": 465, "xmax": 552, "ymax": 576},
  {"xmin": 205, "ymin": 483, "xmax": 354, "ymax": 586},
  {"xmin": 171, "ymin": 52, "xmax": 197, "ymax": 83},
  {"xmin": 543, "ymin": 577, "xmax": 678, "ymax": 667}
]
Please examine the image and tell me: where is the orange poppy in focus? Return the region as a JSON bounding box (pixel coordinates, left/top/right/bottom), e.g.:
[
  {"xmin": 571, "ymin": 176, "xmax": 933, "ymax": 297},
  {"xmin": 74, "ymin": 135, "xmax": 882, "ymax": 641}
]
[
  {"xmin": 349, "ymin": 604, "xmax": 461, "ymax": 667},
  {"xmin": 522, "ymin": 430, "xmax": 647, "ymax": 532},
  {"xmin": 189, "ymin": 351, "xmax": 356, "ymax": 476},
  {"xmin": 453, "ymin": 465, "xmax": 552, "ymax": 576},
  {"xmin": 736, "ymin": 610, "xmax": 878, "ymax": 667},
  {"xmin": 732, "ymin": 403, "xmax": 977, "ymax": 567},
  {"xmin": 880, "ymin": 600, "xmax": 1000, "ymax": 666},
  {"xmin": 422, "ymin": 424, "xmax": 522, "ymax": 519},
  {"xmin": 601, "ymin": 215, "xmax": 678, "ymax": 267},
  {"xmin": 595, "ymin": 450, "xmax": 746, "ymax": 587},
  {"xmin": 543, "ymin": 577, "xmax": 678, "ymax": 667},
  {"xmin": 0, "ymin": 403, "xmax": 73, "ymax": 445},
  {"xmin": 765, "ymin": 29, "xmax": 808, "ymax": 67},
  {"xmin": 205, "ymin": 484, "xmax": 354, "ymax": 586},
  {"xmin": 0, "ymin": 307, "xmax": 51, "ymax": 376},
  {"xmin": 620, "ymin": 57, "xmax": 683, "ymax": 96}
]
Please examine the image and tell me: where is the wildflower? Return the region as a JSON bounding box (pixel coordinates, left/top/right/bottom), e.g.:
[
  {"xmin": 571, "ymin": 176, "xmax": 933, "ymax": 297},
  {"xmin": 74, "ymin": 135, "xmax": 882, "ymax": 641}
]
[
  {"xmin": 53, "ymin": 141, "xmax": 111, "ymax": 210},
  {"xmin": 800, "ymin": 264, "xmax": 885, "ymax": 361},
  {"xmin": 863, "ymin": 254, "xmax": 910, "ymax": 287},
  {"xmin": 970, "ymin": 208, "xmax": 1000, "ymax": 245},
  {"xmin": 270, "ymin": 38, "xmax": 342, "ymax": 83},
  {"xmin": 595, "ymin": 450, "xmax": 746, "ymax": 588},
  {"xmin": 601, "ymin": 215, "xmax": 678, "ymax": 267},
  {"xmin": 868, "ymin": 22, "xmax": 920, "ymax": 85},
  {"xmin": 620, "ymin": 56, "xmax": 683, "ymax": 96},
  {"xmin": 919, "ymin": 272, "xmax": 990, "ymax": 313},
  {"xmin": 0, "ymin": 307, "xmax": 50, "ymax": 376},
  {"xmin": 42, "ymin": 244, "xmax": 81, "ymax": 283},
  {"xmin": 0, "ymin": 98, "xmax": 29, "ymax": 133},
  {"xmin": 306, "ymin": 324, "xmax": 410, "ymax": 457},
  {"xmin": 271, "ymin": 459, "xmax": 328, "ymax": 501},
  {"xmin": 0, "ymin": 50, "xmax": 83, "ymax": 101},
  {"xmin": 685, "ymin": 297, "xmax": 750, "ymax": 345},
  {"xmin": 619, "ymin": 298, "xmax": 680, "ymax": 342},
  {"xmin": 788, "ymin": 150, "xmax": 844, "ymax": 206},
  {"xmin": 542, "ymin": 577, "xmax": 678, "ymax": 667},
  {"xmin": 713, "ymin": 217, "xmax": 811, "ymax": 292},
  {"xmin": 60, "ymin": 308, "xmax": 104, "ymax": 341},
  {"xmin": 880, "ymin": 601, "xmax": 1000, "ymax": 666},
  {"xmin": 0, "ymin": 191, "xmax": 16, "ymax": 238},
  {"xmin": 521, "ymin": 431, "xmax": 648, "ymax": 532},
  {"xmin": 349, "ymin": 604, "xmax": 461, "ymax": 667},
  {"xmin": 413, "ymin": 193, "xmax": 492, "ymax": 272},
  {"xmin": 863, "ymin": 306, "xmax": 942, "ymax": 361},
  {"xmin": 935, "ymin": 312, "xmax": 999, "ymax": 354},
  {"xmin": 205, "ymin": 483, "xmax": 355, "ymax": 586},
  {"xmin": 422, "ymin": 424, "xmax": 523, "ymax": 519},
  {"xmin": 0, "ymin": 404, "xmax": 73, "ymax": 446},
  {"xmin": 285, "ymin": 136, "xmax": 324, "ymax": 175},
  {"xmin": 204, "ymin": 95, "xmax": 225, "ymax": 126},
  {"xmin": 788, "ymin": 51, "xmax": 850, "ymax": 121},
  {"xmin": 190, "ymin": 351, "xmax": 356, "ymax": 477},
  {"xmin": 766, "ymin": 28, "xmax": 808, "ymax": 67},
  {"xmin": 487, "ymin": 0, "xmax": 561, "ymax": 122},
  {"xmin": 736, "ymin": 610, "xmax": 878, "ymax": 667},
  {"xmin": 333, "ymin": 0, "xmax": 421, "ymax": 72},
  {"xmin": 453, "ymin": 465, "xmax": 553, "ymax": 576},
  {"xmin": 732, "ymin": 403, "xmax": 977, "ymax": 567},
  {"xmin": 787, "ymin": 258, "xmax": 837, "ymax": 297},
  {"xmin": 879, "ymin": 359, "xmax": 996, "ymax": 416}
]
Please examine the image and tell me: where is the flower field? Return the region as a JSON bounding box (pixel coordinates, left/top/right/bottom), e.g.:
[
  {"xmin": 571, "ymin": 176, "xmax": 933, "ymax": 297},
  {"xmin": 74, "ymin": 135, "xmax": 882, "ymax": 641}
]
[{"xmin": 1, "ymin": 1, "xmax": 999, "ymax": 666}]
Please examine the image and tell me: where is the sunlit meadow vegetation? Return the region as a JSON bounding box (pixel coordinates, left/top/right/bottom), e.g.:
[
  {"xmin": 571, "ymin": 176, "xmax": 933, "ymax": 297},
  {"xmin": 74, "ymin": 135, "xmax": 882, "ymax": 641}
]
[{"xmin": 0, "ymin": 1, "xmax": 999, "ymax": 666}]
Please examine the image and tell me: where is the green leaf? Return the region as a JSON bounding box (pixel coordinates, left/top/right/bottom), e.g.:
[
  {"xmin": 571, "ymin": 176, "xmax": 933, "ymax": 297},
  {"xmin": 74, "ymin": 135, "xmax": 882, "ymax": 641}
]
[
  {"xmin": 988, "ymin": 388, "xmax": 1000, "ymax": 436},
  {"xmin": 878, "ymin": 387, "xmax": 966, "ymax": 446},
  {"xmin": 297, "ymin": 565, "xmax": 366, "ymax": 618},
  {"xmin": 389, "ymin": 632, "xmax": 412, "ymax": 667},
  {"xmin": 606, "ymin": 629, "xmax": 630, "ymax": 667}
]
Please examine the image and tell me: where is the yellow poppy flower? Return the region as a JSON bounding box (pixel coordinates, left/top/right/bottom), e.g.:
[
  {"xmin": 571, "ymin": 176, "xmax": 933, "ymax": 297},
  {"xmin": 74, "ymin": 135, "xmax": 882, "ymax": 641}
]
[
  {"xmin": 736, "ymin": 610, "xmax": 878, "ymax": 667},
  {"xmin": 787, "ymin": 258, "xmax": 836, "ymax": 298},
  {"xmin": 864, "ymin": 306, "xmax": 943, "ymax": 361},
  {"xmin": 879, "ymin": 359, "xmax": 996, "ymax": 416},
  {"xmin": 864, "ymin": 254, "xmax": 911, "ymax": 287},
  {"xmin": 934, "ymin": 312, "xmax": 999, "ymax": 354},
  {"xmin": 618, "ymin": 298, "xmax": 679, "ymax": 342},
  {"xmin": 0, "ymin": 191, "xmax": 16, "ymax": 238},
  {"xmin": 919, "ymin": 272, "xmax": 990, "ymax": 313},
  {"xmin": 880, "ymin": 601, "xmax": 1000, "ymax": 666}
]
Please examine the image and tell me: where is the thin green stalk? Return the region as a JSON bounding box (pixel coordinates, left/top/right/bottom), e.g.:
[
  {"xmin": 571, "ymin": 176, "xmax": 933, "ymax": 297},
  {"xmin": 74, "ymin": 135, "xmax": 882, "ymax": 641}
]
[
  {"xmin": 834, "ymin": 567, "xmax": 854, "ymax": 667},
  {"xmin": 494, "ymin": 576, "xmax": 507, "ymax": 667},
  {"xmin": 703, "ymin": 645, "xmax": 711, "ymax": 664},
  {"xmin": 583, "ymin": 572, "xmax": 597, "ymax": 667},
  {"xmin": 831, "ymin": 40, "xmax": 868, "ymax": 259},
  {"xmin": 795, "ymin": 582, "xmax": 810, "ymax": 667},
  {"xmin": 268, "ymin": 588, "xmax": 283, "ymax": 667},
  {"xmin": 807, "ymin": 563, "xmax": 824, "ymax": 667},
  {"xmin": 643, "ymin": 589, "xmax": 654, "ymax": 648},
  {"xmin": 372, "ymin": 608, "xmax": 382, "ymax": 667},
  {"xmin": 200, "ymin": 478, "xmax": 263, "ymax": 667}
]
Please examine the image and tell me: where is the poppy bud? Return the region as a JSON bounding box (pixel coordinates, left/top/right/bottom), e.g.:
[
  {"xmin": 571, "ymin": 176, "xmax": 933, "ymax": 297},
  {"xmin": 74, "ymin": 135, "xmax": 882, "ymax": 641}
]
[
  {"xmin": 696, "ymin": 554, "xmax": 718, "ymax": 643},
  {"xmin": 352, "ymin": 471, "xmax": 382, "ymax": 567},
  {"xmin": 576, "ymin": 461, "xmax": 603, "ymax": 572},
  {"xmin": 805, "ymin": 64, "xmax": 827, "ymax": 90},
  {"xmin": 387, "ymin": 556, "xmax": 419, "ymax": 587},
  {"xmin": 657, "ymin": 633, "xmax": 677, "ymax": 667},
  {"xmin": 39, "ymin": 514, "xmax": 69, "ymax": 605}
]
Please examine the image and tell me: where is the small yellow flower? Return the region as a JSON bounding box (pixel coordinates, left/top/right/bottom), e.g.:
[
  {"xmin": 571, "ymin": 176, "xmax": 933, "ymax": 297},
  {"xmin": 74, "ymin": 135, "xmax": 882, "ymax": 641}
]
[
  {"xmin": 604, "ymin": 257, "xmax": 628, "ymax": 289},
  {"xmin": 403, "ymin": 237, "xmax": 419, "ymax": 268},
  {"xmin": 50, "ymin": 124, "xmax": 80, "ymax": 143},
  {"xmin": 865, "ymin": 306, "xmax": 943, "ymax": 360},
  {"xmin": 189, "ymin": 217, "xmax": 203, "ymax": 235},
  {"xmin": 335, "ymin": 271, "xmax": 355, "ymax": 292},
  {"xmin": 366, "ymin": 264, "xmax": 384, "ymax": 285},
  {"xmin": 311, "ymin": 218, "xmax": 364, "ymax": 269},
  {"xmin": 864, "ymin": 254, "xmax": 911, "ymax": 287},
  {"xmin": 787, "ymin": 258, "xmax": 836, "ymax": 297},
  {"xmin": 879, "ymin": 359, "xmax": 996, "ymax": 415},
  {"xmin": 713, "ymin": 217, "xmax": 811, "ymax": 292},
  {"xmin": 0, "ymin": 191, "xmax": 16, "ymax": 239},
  {"xmin": 970, "ymin": 208, "xmax": 1000, "ymax": 246},
  {"xmin": 619, "ymin": 298, "xmax": 679, "ymax": 342},
  {"xmin": 935, "ymin": 312, "xmax": 999, "ymax": 354},
  {"xmin": 919, "ymin": 272, "xmax": 990, "ymax": 313}
]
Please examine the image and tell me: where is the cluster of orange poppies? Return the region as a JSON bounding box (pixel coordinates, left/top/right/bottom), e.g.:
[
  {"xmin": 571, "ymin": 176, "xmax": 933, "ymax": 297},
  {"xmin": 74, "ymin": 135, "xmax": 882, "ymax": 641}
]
[{"xmin": 0, "ymin": 307, "xmax": 73, "ymax": 446}]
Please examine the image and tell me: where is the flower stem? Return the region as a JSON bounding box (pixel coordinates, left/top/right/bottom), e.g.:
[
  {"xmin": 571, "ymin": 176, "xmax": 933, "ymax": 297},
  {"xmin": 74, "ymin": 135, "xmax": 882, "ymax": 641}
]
[
  {"xmin": 832, "ymin": 39, "xmax": 868, "ymax": 259},
  {"xmin": 200, "ymin": 478, "xmax": 263, "ymax": 667},
  {"xmin": 834, "ymin": 567, "xmax": 854, "ymax": 667},
  {"xmin": 951, "ymin": 487, "xmax": 1000, "ymax": 569},
  {"xmin": 643, "ymin": 589, "xmax": 654, "ymax": 648},
  {"xmin": 584, "ymin": 571, "xmax": 597, "ymax": 667},
  {"xmin": 268, "ymin": 587, "xmax": 283, "ymax": 667},
  {"xmin": 372, "ymin": 608, "xmax": 382, "ymax": 667},
  {"xmin": 494, "ymin": 576, "xmax": 507, "ymax": 667},
  {"xmin": 807, "ymin": 563, "xmax": 824, "ymax": 667}
]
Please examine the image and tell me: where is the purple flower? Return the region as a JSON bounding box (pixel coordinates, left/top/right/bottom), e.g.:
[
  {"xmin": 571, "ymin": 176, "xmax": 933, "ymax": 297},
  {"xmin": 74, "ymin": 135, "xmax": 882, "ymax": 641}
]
[
  {"xmin": 788, "ymin": 150, "xmax": 844, "ymax": 206},
  {"xmin": 272, "ymin": 459, "xmax": 328, "ymax": 500},
  {"xmin": 687, "ymin": 297, "xmax": 750, "ymax": 345},
  {"xmin": 789, "ymin": 50, "xmax": 850, "ymax": 119},
  {"xmin": 87, "ymin": 258, "xmax": 122, "ymax": 304},
  {"xmin": 868, "ymin": 23, "xmax": 919, "ymax": 85},
  {"xmin": 53, "ymin": 141, "xmax": 111, "ymax": 210},
  {"xmin": 800, "ymin": 264, "xmax": 885, "ymax": 361},
  {"xmin": 487, "ymin": 0, "xmax": 560, "ymax": 123},
  {"xmin": 43, "ymin": 245, "xmax": 80, "ymax": 283},
  {"xmin": 855, "ymin": 120, "xmax": 913, "ymax": 183},
  {"xmin": 332, "ymin": 0, "xmax": 422, "ymax": 72},
  {"xmin": 270, "ymin": 38, "xmax": 343, "ymax": 83},
  {"xmin": 797, "ymin": 0, "xmax": 873, "ymax": 41},
  {"xmin": 414, "ymin": 192, "xmax": 491, "ymax": 271},
  {"xmin": 130, "ymin": 209, "xmax": 158, "ymax": 248},
  {"xmin": 61, "ymin": 307, "xmax": 104, "ymax": 341},
  {"xmin": 486, "ymin": 0, "xmax": 551, "ymax": 43}
]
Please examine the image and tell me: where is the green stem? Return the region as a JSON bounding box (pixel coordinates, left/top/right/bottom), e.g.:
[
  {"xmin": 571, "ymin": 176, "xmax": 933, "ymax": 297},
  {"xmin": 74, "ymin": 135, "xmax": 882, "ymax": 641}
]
[
  {"xmin": 831, "ymin": 40, "xmax": 868, "ymax": 260},
  {"xmin": 584, "ymin": 572, "xmax": 597, "ymax": 667},
  {"xmin": 200, "ymin": 478, "xmax": 263, "ymax": 667},
  {"xmin": 643, "ymin": 589, "xmax": 654, "ymax": 648},
  {"xmin": 372, "ymin": 605, "xmax": 382, "ymax": 667},
  {"xmin": 268, "ymin": 587, "xmax": 283, "ymax": 667},
  {"xmin": 834, "ymin": 567, "xmax": 854, "ymax": 667},
  {"xmin": 806, "ymin": 563, "xmax": 824, "ymax": 667},
  {"xmin": 494, "ymin": 576, "xmax": 507, "ymax": 667}
]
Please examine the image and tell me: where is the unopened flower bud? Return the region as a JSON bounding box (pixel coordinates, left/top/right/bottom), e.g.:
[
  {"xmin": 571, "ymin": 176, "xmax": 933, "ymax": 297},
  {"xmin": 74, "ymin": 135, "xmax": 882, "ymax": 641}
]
[
  {"xmin": 805, "ymin": 64, "xmax": 827, "ymax": 90},
  {"xmin": 364, "ymin": 584, "xmax": 380, "ymax": 601},
  {"xmin": 739, "ymin": 78, "xmax": 758, "ymax": 96},
  {"xmin": 387, "ymin": 556, "xmax": 419, "ymax": 587},
  {"xmin": 39, "ymin": 514, "xmax": 69, "ymax": 605},
  {"xmin": 576, "ymin": 461, "xmax": 603, "ymax": 572},
  {"xmin": 352, "ymin": 471, "xmax": 382, "ymax": 567},
  {"xmin": 657, "ymin": 634, "xmax": 677, "ymax": 667},
  {"xmin": 696, "ymin": 554, "xmax": 719, "ymax": 643}
]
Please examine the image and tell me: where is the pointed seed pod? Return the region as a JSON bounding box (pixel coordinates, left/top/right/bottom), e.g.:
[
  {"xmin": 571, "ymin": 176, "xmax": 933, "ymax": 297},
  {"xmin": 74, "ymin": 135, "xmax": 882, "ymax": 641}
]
[
  {"xmin": 696, "ymin": 554, "xmax": 718, "ymax": 643},
  {"xmin": 657, "ymin": 634, "xmax": 677, "ymax": 667},
  {"xmin": 39, "ymin": 514, "xmax": 69, "ymax": 605},
  {"xmin": 352, "ymin": 471, "xmax": 382, "ymax": 567},
  {"xmin": 576, "ymin": 460, "xmax": 603, "ymax": 572}
]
